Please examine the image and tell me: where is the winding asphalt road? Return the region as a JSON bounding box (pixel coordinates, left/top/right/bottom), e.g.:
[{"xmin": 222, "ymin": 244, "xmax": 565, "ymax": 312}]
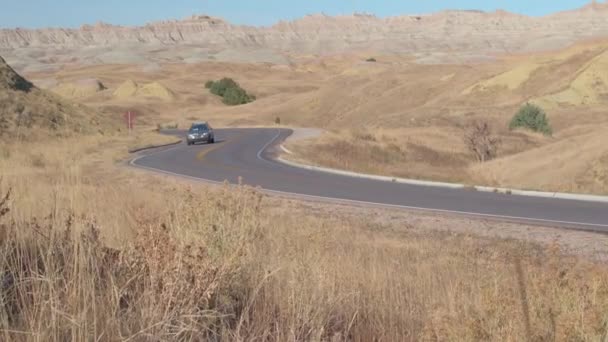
[{"xmin": 132, "ymin": 128, "xmax": 608, "ymax": 232}]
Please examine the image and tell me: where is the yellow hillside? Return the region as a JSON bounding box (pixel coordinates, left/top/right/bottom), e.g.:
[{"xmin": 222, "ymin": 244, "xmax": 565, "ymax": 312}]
[
  {"xmin": 138, "ymin": 82, "xmax": 175, "ymax": 101},
  {"xmin": 462, "ymin": 62, "xmax": 543, "ymax": 94},
  {"xmin": 470, "ymin": 126, "xmax": 608, "ymax": 194},
  {"xmin": 113, "ymin": 80, "xmax": 175, "ymax": 101},
  {"xmin": 0, "ymin": 56, "xmax": 118, "ymax": 137},
  {"xmin": 52, "ymin": 79, "xmax": 106, "ymax": 99},
  {"xmin": 534, "ymin": 49, "xmax": 608, "ymax": 107},
  {"xmin": 462, "ymin": 43, "xmax": 608, "ymax": 100},
  {"xmin": 113, "ymin": 79, "xmax": 139, "ymax": 98}
]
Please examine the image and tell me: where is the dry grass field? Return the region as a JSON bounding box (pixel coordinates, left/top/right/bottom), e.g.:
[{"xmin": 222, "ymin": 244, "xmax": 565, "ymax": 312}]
[
  {"xmin": 3, "ymin": 32, "xmax": 608, "ymax": 340},
  {"xmin": 2, "ymin": 134, "xmax": 608, "ymax": 341},
  {"xmin": 24, "ymin": 40, "xmax": 608, "ymax": 194}
]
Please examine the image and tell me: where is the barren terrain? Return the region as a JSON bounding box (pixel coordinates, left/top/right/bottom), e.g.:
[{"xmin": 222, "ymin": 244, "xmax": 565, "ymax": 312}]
[
  {"xmin": 1, "ymin": 59, "xmax": 608, "ymax": 338},
  {"xmin": 4, "ymin": 1, "xmax": 608, "ymax": 71},
  {"xmin": 2, "ymin": 3, "xmax": 608, "ymax": 339},
  {"xmin": 17, "ymin": 35, "xmax": 608, "ymax": 194}
]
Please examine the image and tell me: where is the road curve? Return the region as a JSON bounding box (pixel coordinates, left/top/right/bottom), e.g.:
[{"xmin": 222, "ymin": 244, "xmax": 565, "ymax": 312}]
[{"xmin": 132, "ymin": 128, "xmax": 608, "ymax": 232}]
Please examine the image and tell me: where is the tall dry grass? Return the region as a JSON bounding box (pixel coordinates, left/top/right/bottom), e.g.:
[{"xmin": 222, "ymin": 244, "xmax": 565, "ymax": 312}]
[
  {"xmin": 1, "ymin": 136, "xmax": 608, "ymax": 341},
  {"xmin": 288, "ymin": 129, "xmax": 472, "ymax": 184}
]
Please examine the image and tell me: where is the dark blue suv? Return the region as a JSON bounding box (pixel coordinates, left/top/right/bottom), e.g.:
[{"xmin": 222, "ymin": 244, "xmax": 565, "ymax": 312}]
[{"xmin": 186, "ymin": 122, "xmax": 215, "ymax": 145}]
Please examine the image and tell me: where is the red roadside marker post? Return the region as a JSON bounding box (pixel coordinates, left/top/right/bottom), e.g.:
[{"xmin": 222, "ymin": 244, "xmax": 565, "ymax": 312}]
[{"xmin": 123, "ymin": 111, "xmax": 136, "ymax": 135}]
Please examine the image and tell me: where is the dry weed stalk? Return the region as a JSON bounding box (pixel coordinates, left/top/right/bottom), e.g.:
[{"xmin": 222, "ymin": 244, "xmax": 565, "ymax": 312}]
[
  {"xmin": 1, "ymin": 177, "xmax": 608, "ymax": 341},
  {"xmin": 464, "ymin": 120, "xmax": 501, "ymax": 163}
]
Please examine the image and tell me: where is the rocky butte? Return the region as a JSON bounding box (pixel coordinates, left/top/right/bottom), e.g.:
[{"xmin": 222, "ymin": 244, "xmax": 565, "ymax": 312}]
[{"xmin": 1, "ymin": 1, "xmax": 608, "ymax": 68}]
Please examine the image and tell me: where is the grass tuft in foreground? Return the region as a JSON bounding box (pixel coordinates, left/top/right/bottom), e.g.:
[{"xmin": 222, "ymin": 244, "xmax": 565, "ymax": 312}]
[
  {"xmin": 1, "ymin": 179, "xmax": 608, "ymax": 341},
  {"xmin": 1, "ymin": 136, "xmax": 608, "ymax": 341}
]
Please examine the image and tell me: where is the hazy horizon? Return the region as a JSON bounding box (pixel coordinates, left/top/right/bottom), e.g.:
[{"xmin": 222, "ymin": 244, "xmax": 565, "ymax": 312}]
[{"xmin": 0, "ymin": 0, "xmax": 599, "ymax": 29}]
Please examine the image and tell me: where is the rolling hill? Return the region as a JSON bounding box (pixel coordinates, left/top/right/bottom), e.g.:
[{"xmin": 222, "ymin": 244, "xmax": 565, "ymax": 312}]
[{"xmin": 0, "ymin": 56, "xmax": 119, "ymax": 139}]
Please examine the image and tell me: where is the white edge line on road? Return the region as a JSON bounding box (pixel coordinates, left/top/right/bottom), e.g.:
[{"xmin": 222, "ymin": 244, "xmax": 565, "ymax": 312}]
[
  {"xmin": 256, "ymin": 129, "xmax": 283, "ymax": 161},
  {"xmin": 129, "ymin": 133, "xmax": 608, "ymax": 229},
  {"xmin": 279, "ymin": 144, "xmax": 293, "ymax": 155},
  {"xmin": 275, "ymin": 131, "xmax": 608, "ymax": 204}
]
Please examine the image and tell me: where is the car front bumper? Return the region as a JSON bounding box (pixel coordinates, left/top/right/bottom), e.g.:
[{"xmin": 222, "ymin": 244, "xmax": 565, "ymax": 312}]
[{"xmin": 187, "ymin": 135, "xmax": 212, "ymax": 143}]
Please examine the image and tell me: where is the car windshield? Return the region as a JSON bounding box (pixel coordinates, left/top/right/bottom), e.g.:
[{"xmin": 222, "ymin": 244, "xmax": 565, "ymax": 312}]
[{"xmin": 190, "ymin": 124, "xmax": 209, "ymax": 132}]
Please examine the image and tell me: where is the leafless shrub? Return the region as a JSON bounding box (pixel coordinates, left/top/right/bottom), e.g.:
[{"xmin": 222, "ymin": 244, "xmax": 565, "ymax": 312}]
[
  {"xmin": 29, "ymin": 153, "xmax": 46, "ymax": 168},
  {"xmin": 0, "ymin": 186, "xmax": 10, "ymax": 218},
  {"xmin": 351, "ymin": 129, "xmax": 377, "ymax": 142},
  {"xmin": 2, "ymin": 164, "xmax": 608, "ymax": 341},
  {"xmin": 464, "ymin": 120, "xmax": 501, "ymax": 163},
  {"xmin": 0, "ymin": 184, "xmax": 265, "ymax": 341}
]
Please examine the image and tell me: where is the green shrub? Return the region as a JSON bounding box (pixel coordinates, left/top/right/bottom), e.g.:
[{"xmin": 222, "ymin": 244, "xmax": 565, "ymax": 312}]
[
  {"xmin": 210, "ymin": 78, "xmax": 239, "ymax": 97},
  {"xmin": 509, "ymin": 103, "xmax": 552, "ymax": 135},
  {"xmin": 222, "ymin": 87, "xmax": 254, "ymax": 106},
  {"xmin": 207, "ymin": 77, "xmax": 255, "ymax": 106},
  {"xmin": 366, "ymin": 57, "xmax": 377, "ymax": 62}
]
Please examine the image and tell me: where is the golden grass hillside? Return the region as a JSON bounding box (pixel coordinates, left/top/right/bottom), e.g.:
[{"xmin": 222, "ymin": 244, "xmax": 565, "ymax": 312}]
[
  {"xmin": 51, "ymin": 78, "xmax": 107, "ymax": 99},
  {"xmin": 2, "ymin": 133, "xmax": 608, "ymax": 341},
  {"xmin": 113, "ymin": 80, "xmax": 176, "ymax": 101},
  {"xmin": 24, "ymin": 41, "xmax": 608, "ymax": 194},
  {"xmin": 0, "ymin": 56, "xmax": 120, "ymax": 139}
]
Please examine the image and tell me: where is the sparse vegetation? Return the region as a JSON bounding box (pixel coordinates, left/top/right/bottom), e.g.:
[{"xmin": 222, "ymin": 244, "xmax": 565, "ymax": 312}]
[
  {"xmin": 206, "ymin": 77, "xmax": 255, "ymax": 106},
  {"xmin": 223, "ymin": 86, "xmax": 255, "ymax": 106},
  {"xmin": 464, "ymin": 120, "xmax": 501, "ymax": 162},
  {"xmin": 209, "ymin": 78, "xmax": 238, "ymax": 96},
  {"xmin": 2, "ymin": 139, "xmax": 608, "ymax": 340},
  {"xmin": 291, "ymin": 131, "xmax": 470, "ymax": 183},
  {"xmin": 366, "ymin": 57, "xmax": 377, "ymax": 62},
  {"xmin": 0, "ymin": 56, "xmax": 119, "ymax": 139},
  {"xmin": 275, "ymin": 116, "xmax": 281, "ymax": 125},
  {"xmin": 352, "ymin": 128, "xmax": 377, "ymax": 142},
  {"xmin": 3, "ymin": 34, "xmax": 608, "ymax": 340},
  {"xmin": 29, "ymin": 152, "xmax": 46, "ymax": 168},
  {"xmin": 0, "ymin": 56, "xmax": 33, "ymax": 92},
  {"xmin": 510, "ymin": 103, "xmax": 552, "ymax": 135}
]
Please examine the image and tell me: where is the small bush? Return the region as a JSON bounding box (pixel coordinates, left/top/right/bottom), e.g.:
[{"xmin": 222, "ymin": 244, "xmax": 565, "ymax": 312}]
[
  {"xmin": 222, "ymin": 87, "xmax": 254, "ymax": 106},
  {"xmin": 0, "ymin": 145, "xmax": 10, "ymax": 160},
  {"xmin": 30, "ymin": 153, "xmax": 46, "ymax": 168},
  {"xmin": 352, "ymin": 129, "xmax": 377, "ymax": 142},
  {"xmin": 275, "ymin": 117, "xmax": 281, "ymax": 125},
  {"xmin": 207, "ymin": 77, "xmax": 255, "ymax": 106},
  {"xmin": 464, "ymin": 120, "xmax": 501, "ymax": 163},
  {"xmin": 210, "ymin": 78, "xmax": 239, "ymax": 97},
  {"xmin": 510, "ymin": 103, "xmax": 552, "ymax": 135},
  {"xmin": 366, "ymin": 57, "xmax": 377, "ymax": 62}
]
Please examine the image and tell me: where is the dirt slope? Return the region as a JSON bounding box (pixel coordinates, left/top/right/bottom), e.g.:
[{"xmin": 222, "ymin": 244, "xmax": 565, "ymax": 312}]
[
  {"xmin": 0, "ymin": 56, "xmax": 119, "ymax": 139},
  {"xmin": 22, "ymin": 37, "xmax": 608, "ymax": 194},
  {"xmin": 113, "ymin": 80, "xmax": 175, "ymax": 101}
]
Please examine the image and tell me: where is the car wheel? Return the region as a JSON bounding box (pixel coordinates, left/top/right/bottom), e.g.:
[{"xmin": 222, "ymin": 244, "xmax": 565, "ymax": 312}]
[{"xmin": 210, "ymin": 137, "xmax": 215, "ymax": 144}]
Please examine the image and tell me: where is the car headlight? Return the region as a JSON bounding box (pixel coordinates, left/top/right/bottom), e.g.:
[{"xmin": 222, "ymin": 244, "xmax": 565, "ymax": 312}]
[{"xmin": 188, "ymin": 134, "xmax": 196, "ymax": 139}]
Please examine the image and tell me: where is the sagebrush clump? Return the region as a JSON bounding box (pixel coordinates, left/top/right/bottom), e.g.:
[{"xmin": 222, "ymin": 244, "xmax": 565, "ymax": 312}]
[
  {"xmin": 464, "ymin": 120, "xmax": 501, "ymax": 162},
  {"xmin": 206, "ymin": 78, "xmax": 255, "ymax": 106},
  {"xmin": 510, "ymin": 103, "xmax": 552, "ymax": 135}
]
